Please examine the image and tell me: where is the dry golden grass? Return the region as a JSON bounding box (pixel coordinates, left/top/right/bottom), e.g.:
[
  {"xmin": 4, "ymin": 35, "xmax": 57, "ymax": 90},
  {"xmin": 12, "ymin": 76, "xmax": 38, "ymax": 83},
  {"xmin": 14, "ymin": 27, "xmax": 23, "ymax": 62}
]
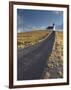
[
  {"xmin": 42, "ymin": 31, "xmax": 63, "ymax": 79},
  {"xmin": 17, "ymin": 30, "xmax": 51, "ymax": 48}
]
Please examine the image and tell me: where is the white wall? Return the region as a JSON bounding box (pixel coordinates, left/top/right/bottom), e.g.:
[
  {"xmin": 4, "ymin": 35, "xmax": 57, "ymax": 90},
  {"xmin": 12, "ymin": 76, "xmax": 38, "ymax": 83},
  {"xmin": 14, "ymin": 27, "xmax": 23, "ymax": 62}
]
[{"xmin": 0, "ymin": 0, "xmax": 71, "ymax": 90}]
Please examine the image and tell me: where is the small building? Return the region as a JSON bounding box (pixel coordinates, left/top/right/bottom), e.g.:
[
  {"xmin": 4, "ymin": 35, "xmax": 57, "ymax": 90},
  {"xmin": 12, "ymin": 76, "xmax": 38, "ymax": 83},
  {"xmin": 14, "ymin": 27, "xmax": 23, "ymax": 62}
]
[{"xmin": 46, "ymin": 23, "xmax": 55, "ymax": 31}]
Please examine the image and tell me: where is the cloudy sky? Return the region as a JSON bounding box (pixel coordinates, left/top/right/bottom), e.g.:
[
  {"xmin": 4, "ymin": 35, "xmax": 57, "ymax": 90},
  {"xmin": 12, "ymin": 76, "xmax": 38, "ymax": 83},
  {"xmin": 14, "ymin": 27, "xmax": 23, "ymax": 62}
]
[{"xmin": 17, "ymin": 9, "xmax": 63, "ymax": 32}]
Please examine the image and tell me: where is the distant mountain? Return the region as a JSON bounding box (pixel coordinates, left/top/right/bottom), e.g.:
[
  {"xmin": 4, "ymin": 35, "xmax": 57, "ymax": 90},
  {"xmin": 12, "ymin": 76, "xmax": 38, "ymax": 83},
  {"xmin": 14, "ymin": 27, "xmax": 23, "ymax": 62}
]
[{"xmin": 56, "ymin": 24, "xmax": 63, "ymax": 30}]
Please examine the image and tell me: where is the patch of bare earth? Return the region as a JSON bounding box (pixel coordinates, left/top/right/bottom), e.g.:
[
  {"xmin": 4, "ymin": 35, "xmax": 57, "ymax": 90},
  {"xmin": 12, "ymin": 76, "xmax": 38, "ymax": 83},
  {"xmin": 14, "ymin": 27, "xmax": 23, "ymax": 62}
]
[{"xmin": 42, "ymin": 31, "xmax": 63, "ymax": 79}]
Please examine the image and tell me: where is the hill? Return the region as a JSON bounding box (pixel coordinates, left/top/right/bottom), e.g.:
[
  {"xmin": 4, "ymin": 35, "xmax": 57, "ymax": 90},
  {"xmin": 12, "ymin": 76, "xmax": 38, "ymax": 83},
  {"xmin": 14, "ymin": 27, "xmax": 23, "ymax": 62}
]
[
  {"xmin": 17, "ymin": 30, "xmax": 63, "ymax": 79},
  {"xmin": 17, "ymin": 30, "xmax": 52, "ymax": 48}
]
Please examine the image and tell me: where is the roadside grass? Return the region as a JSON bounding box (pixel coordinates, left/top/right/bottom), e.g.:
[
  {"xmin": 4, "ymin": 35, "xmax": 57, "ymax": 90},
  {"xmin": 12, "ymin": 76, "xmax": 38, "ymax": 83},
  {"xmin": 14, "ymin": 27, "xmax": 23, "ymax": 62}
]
[
  {"xmin": 17, "ymin": 30, "xmax": 51, "ymax": 48},
  {"xmin": 42, "ymin": 31, "xmax": 63, "ymax": 79}
]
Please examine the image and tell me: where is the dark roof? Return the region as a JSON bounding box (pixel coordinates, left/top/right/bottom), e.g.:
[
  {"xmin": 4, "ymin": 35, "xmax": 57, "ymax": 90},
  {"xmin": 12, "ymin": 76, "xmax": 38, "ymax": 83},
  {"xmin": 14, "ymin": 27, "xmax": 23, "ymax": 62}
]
[{"xmin": 47, "ymin": 26, "xmax": 53, "ymax": 29}]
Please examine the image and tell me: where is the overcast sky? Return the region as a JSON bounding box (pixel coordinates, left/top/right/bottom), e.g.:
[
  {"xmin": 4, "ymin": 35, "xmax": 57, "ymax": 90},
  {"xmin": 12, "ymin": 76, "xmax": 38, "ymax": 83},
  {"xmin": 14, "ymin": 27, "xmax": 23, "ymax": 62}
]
[{"xmin": 17, "ymin": 9, "xmax": 63, "ymax": 32}]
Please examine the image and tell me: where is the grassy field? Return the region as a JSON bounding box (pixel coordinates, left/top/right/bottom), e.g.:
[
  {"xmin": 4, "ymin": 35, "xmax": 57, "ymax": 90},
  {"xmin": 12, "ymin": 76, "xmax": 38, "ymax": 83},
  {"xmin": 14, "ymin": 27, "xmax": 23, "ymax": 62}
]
[
  {"xmin": 42, "ymin": 31, "xmax": 63, "ymax": 79},
  {"xmin": 17, "ymin": 30, "xmax": 51, "ymax": 48}
]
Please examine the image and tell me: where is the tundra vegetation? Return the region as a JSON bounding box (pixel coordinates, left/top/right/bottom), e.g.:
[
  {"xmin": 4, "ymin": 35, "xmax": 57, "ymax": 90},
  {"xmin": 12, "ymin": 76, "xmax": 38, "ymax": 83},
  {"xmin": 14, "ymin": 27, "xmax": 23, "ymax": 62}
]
[
  {"xmin": 42, "ymin": 31, "xmax": 63, "ymax": 79},
  {"xmin": 17, "ymin": 30, "xmax": 51, "ymax": 48}
]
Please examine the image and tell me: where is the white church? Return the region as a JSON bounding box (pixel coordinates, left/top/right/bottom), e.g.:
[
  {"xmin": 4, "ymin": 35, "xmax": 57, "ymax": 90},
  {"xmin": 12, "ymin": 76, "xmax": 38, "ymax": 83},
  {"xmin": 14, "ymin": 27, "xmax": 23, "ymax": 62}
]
[{"xmin": 47, "ymin": 23, "xmax": 55, "ymax": 31}]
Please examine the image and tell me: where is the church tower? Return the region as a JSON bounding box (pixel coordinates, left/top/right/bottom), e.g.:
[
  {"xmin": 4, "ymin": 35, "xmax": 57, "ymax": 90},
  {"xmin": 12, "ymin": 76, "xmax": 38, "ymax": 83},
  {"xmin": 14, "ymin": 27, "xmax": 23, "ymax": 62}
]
[{"xmin": 53, "ymin": 23, "xmax": 55, "ymax": 31}]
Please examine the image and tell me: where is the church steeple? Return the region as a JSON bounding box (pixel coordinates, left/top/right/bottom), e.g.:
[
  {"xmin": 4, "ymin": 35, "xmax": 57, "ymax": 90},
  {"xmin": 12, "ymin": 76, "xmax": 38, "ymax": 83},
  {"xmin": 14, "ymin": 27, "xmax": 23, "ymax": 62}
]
[{"xmin": 53, "ymin": 23, "xmax": 55, "ymax": 31}]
